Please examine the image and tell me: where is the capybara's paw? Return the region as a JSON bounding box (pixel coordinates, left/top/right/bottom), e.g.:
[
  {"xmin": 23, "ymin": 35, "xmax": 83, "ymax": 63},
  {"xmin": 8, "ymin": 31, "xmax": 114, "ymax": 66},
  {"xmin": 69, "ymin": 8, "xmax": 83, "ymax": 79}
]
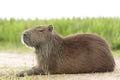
[{"xmin": 16, "ymin": 71, "xmax": 25, "ymax": 77}]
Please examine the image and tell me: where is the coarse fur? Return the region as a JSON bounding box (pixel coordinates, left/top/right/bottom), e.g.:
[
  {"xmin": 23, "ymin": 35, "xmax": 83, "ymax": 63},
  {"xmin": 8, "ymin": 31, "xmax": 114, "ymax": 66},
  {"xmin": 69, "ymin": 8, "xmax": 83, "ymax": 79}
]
[{"xmin": 16, "ymin": 25, "xmax": 115, "ymax": 77}]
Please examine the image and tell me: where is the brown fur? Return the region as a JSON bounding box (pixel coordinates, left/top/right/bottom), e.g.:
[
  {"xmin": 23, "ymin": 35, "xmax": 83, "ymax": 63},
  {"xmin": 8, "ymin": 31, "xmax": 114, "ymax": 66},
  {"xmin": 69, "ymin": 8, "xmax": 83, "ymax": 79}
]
[{"xmin": 16, "ymin": 25, "xmax": 115, "ymax": 77}]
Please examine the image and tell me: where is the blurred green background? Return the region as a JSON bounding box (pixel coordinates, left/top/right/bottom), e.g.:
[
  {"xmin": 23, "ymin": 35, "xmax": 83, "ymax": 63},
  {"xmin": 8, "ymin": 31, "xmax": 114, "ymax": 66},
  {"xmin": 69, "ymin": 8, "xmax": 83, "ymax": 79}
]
[{"xmin": 0, "ymin": 17, "xmax": 120, "ymax": 52}]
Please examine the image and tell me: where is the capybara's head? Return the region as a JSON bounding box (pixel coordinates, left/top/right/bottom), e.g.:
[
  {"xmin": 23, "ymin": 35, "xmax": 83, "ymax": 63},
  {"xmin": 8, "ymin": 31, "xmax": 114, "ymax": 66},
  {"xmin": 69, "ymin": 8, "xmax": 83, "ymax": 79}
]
[{"xmin": 22, "ymin": 25, "xmax": 53, "ymax": 47}]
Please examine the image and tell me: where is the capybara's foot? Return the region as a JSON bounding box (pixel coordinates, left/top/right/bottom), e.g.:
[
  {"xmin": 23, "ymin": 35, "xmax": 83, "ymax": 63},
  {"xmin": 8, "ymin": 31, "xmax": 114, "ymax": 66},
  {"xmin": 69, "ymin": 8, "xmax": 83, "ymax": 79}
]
[
  {"xmin": 16, "ymin": 71, "xmax": 26, "ymax": 77},
  {"xmin": 16, "ymin": 67, "xmax": 45, "ymax": 77}
]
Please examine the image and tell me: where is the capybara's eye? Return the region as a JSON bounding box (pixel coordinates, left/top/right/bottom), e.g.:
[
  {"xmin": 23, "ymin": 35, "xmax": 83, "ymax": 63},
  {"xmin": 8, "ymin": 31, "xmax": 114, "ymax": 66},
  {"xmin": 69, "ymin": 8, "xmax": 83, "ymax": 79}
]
[{"xmin": 38, "ymin": 30, "xmax": 45, "ymax": 32}]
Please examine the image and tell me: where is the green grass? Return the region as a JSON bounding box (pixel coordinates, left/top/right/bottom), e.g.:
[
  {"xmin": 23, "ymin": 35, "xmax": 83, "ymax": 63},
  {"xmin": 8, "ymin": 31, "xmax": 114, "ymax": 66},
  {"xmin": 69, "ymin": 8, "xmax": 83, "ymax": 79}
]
[
  {"xmin": 112, "ymin": 50, "xmax": 120, "ymax": 57},
  {"xmin": 0, "ymin": 42, "xmax": 32, "ymax": 53},
  {"xmin": 0, "ymin": 17, "xmax": 120, "ymax": 52}
]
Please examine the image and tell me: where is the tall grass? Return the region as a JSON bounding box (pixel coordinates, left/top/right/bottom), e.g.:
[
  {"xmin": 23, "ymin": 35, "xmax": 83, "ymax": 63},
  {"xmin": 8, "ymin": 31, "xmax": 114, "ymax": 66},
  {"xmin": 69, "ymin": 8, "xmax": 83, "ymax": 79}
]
[{"xmin": 0, "ymin": 17, "xmax": 120, "ymax": 51}]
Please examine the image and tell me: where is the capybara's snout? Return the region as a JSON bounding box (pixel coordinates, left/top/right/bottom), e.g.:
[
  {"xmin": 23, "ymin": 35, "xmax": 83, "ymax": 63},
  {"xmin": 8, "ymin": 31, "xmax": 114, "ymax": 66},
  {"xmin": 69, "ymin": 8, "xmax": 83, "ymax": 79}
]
[
  {"xmin": 22, "ymin": 32, "xmax": 30, "ymax": 45},
  {"xmin": 23, "ymin": 32, "xmax": 28, "ymax": 40}
]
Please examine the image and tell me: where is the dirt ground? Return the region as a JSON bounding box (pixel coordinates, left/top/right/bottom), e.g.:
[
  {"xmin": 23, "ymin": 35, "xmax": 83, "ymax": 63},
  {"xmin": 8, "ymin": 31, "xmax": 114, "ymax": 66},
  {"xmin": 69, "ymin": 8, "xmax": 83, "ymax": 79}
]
[{"xmin": 0, "ymin": 52, "xmax": 120, "ymax": 80}]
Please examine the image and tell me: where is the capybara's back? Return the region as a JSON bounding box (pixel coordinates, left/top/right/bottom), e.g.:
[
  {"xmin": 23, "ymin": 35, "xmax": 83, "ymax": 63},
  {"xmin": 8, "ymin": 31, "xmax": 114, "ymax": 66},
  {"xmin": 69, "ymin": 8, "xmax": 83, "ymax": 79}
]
[{"xmin": 56, "ymin": 34, "xmax": 115, "ymax": 73}]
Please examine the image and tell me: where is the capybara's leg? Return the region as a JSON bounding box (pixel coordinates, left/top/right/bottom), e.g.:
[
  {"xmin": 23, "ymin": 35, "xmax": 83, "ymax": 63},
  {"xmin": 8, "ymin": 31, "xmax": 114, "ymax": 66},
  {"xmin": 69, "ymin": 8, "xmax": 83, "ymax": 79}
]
[{"xmin": 16, "ymin": 67, "xmax": 45, "ymax": 77}]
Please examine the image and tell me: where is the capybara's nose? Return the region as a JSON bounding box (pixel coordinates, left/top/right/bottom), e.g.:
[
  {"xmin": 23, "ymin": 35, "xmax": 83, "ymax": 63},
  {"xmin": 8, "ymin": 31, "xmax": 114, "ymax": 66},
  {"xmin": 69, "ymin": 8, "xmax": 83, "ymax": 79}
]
[{"xmin": 23, "ymin": 33, "xmax": 27, "ymax": 38}]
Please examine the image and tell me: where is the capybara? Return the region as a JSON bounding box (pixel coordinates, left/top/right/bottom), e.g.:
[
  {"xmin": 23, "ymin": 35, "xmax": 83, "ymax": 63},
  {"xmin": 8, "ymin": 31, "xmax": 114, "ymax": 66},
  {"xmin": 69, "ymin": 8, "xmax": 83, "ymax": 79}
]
[{"xmin": 16, "ymin": 25, "xmax": 115, "ymax": 77}]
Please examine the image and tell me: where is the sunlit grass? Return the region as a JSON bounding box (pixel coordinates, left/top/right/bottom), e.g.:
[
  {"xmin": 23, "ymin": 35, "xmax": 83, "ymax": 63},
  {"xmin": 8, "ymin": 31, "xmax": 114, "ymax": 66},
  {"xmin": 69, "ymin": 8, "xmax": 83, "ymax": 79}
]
[
  {"xmin": 0, "ymin": 17, "xmax": 120, "ymax": 52},
  {"xmin": 112, "ymin": 50, "xmax": 120, "ymax": 57},
  {"xmin": 0, "ymin": 42, "xmax": 32, "ymax": 53}
]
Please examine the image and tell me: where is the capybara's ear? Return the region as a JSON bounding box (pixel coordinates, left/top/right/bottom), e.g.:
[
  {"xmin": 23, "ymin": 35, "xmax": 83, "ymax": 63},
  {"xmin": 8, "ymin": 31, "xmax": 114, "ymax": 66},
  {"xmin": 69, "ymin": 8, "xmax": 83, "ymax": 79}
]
[{"xmin": 48, "ymin": 25, "xmax": 53, "ymax": 32}]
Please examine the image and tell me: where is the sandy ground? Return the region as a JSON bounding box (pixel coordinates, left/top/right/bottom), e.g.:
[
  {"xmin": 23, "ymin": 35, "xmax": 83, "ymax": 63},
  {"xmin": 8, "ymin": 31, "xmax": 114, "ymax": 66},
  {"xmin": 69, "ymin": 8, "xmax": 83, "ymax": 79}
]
[
  {"xmin": 0, "ymin": 52, "xmax": 36, "ymax": 67},
  {"xmin": 0, "ymin": 52, "xmax": 120, "ymax": 80}
]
